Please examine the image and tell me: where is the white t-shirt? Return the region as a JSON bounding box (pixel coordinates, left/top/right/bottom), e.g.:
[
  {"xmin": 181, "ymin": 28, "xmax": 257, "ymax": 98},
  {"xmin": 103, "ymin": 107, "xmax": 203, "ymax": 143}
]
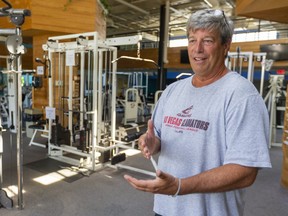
[{"xmin": 152, "ymin": 71, "xmax": 271, "ymax": 216}]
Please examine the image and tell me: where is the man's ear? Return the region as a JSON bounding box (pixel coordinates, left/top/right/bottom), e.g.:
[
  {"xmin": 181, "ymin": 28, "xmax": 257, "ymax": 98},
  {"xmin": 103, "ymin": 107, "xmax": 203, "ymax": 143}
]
[{"xmin": 224, "ymin": 40, "xmax": 231, "ymax": 56}]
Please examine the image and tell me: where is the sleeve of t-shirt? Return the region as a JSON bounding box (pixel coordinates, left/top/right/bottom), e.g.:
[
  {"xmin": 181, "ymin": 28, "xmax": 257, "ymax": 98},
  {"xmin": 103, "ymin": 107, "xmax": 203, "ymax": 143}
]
[
  {"xmin": 151, "ymin": 84, "xmax": 175, "ymax": 139},
  {"xmin": 151, "ymin": 92, "xmax": 165, "ymax": 139},
  {"xmin": 224, "ymin": 94, "xmax": 272, "ymax": 168}
]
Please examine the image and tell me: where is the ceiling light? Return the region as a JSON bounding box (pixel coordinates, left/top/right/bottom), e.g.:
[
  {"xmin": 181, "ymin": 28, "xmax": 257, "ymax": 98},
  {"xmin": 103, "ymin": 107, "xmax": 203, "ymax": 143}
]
[
  {"xmin": 225, "ymin": 2, "xmax": 233, "ymax": 8},
  {"xmin": 204, "ymin": 0, "xmax": 213, "ymax": 8}
]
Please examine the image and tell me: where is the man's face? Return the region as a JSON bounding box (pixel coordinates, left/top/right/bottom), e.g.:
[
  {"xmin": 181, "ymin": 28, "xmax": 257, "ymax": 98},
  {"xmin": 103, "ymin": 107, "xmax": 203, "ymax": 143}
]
[{"xmin": 187, "ymin": 29, "xmax": 230, "ymax": 78}]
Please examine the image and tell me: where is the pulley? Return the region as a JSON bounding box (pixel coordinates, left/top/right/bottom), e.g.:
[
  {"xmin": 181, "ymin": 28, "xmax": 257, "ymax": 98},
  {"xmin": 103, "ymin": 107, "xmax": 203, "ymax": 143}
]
[{"xmin": 6, "ymin": 35, "xmax": 25, "ymax": 55}]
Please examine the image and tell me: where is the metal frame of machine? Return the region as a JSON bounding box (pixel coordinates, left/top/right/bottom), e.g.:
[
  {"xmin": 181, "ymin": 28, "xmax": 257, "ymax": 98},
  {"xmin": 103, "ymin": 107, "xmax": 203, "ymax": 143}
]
[
  {"xmin": 0, "ymin": 0, "xmax": 31, "ymax": 208},
  {"xmin": 36, "ymin": 32, "xmax": 156, "ymax": 176},
  {"xmin": 226, "ymin": 51, "xmax": 267, "ymax": 96},
  {"xmin": 39, "ymin": 32, "xmax": 117, "ymax": 171}
]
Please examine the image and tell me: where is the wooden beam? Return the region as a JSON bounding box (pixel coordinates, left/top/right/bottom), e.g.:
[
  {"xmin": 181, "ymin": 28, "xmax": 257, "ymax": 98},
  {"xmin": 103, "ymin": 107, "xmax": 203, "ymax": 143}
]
[
  {"xmin": 236, "ymin": 0, "xmax": 288, "ymax": 23},
  {"xmin": 0, "ymin": 0, "xmax": 106, "ymax": 38}
]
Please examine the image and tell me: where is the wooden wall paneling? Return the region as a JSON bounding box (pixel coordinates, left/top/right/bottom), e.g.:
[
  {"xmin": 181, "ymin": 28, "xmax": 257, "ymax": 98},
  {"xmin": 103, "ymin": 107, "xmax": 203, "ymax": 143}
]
[
  {"xmin": 0, "ymin": 43, "xmax": 9, "ymax": 68},
  {"xmin": 29, "ymin": 1, "xmax": 96, "ymax": 34},
  {"xmin": 32, "ymin": 35, "xmax": 53, "ymax": 110},
  {"xmin": 165, "ymin": 47, "xmax": 191, "ymax": 69},
  {"xmin": 281, "ymin": 86, "xmax": 288, "ymax": 188},
  {"xmin": 0, "ymin": 0, "xmax": 106, "ymax": 112},
  {"xmin": 0, "ymin": 0, "xmax": 106, "ymax": 38},
  {"xmin": 116, "ymin": 39, "xmax": 288, "ymax": 71},
  {"xmin": 230, "ymin": 38, "xmax": 288, "ymax": 52}
]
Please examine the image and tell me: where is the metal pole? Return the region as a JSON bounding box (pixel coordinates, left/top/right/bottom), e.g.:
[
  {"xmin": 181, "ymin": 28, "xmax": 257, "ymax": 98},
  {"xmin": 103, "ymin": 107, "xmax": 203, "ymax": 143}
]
[
  {"xmin": 111, "ymin": 47, "xmax": 117, "ymax": 143},
  {"xmin": 80, "ymin": 51, "xmax": 85, "ymax": 130},
  {"xmin": 260, "ymin": 54, "xmax": 266, "ymax": 96},
  {"xmin": 92, "ymin": 32, "xmax": 99, "ymax": 171},
  {"xmin": 68, "ymin": 65, "xmax": 73, "ymax": 145},
  {"xmin": 98, "ymin": 51, "xmax": 103, "ymax": 141},
  {"xmin": 48, "ymin": 49, "xmax": 53, "ymax": 155},
  {"xmin": 247, "ymin": 52, "xmax": 254, "ymax": 82},
  {"xmin": 15, "ymin": 27, "xmax": 24, "ymax": 209},
  {"xmin": 0, "ymin": 28, "xmax": 16, "ymax": 35},
  {"xmin": 157, "ymin": 4, "xmax": 168, "ymax": 90}
]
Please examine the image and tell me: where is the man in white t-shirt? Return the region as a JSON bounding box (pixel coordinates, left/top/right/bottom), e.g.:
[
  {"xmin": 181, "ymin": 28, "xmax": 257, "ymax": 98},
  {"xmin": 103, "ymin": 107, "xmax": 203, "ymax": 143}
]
[{"xmin": 124, "ymin": 9, "xmax": 271, "ymax": 216}]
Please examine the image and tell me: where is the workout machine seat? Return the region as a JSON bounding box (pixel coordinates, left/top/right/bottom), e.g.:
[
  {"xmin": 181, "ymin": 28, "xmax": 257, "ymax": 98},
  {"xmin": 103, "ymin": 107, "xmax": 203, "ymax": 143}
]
[{"xmin": 28, "ymin": 120, "xmax": 48, "ymax": 148}]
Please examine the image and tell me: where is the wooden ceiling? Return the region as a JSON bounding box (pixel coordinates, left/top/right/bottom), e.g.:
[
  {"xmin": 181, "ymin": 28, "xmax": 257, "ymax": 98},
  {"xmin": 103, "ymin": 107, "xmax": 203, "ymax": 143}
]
[{"xmin": 236, "ymin": 0, "xmax": 288, "ymax": 24}]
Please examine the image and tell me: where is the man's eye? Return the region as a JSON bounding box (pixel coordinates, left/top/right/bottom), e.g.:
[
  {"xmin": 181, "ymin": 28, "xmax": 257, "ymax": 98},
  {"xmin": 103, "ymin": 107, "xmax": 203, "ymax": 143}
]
[
  {"xmin": 203, "ymin": 40, "xmax": 213, "ymax": 45},
  {"xmin": 189, "ymin": 39, "xmax": 196, "ymax": 44}
]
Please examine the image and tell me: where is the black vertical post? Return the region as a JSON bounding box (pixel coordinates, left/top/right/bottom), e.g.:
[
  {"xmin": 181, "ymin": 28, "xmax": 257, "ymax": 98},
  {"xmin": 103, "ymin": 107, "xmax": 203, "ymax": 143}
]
[{"xmin": 157, "ymin": 4, "xmax": 167, "ymax": 90}]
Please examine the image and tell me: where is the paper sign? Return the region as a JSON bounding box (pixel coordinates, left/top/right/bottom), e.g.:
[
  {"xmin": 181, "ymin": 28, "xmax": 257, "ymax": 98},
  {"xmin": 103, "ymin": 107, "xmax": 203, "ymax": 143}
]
[
  {"xmin": 66, "ymin": 50, "xmax": 75, "ymax": 66},
  {"xmin": 45, "ymin": 107, "xmax": 56, "ymax": 120},
  {"xmin": 37, "ymin": 66, "xmax": 44, "ymax": 75}
]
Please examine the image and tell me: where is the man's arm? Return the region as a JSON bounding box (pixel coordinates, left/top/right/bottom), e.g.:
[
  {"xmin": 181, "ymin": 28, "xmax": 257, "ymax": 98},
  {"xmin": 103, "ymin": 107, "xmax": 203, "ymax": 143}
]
[
  {"xmin": 179, "ymin": 163, "xmax": 258, "ymax": 194},
  {"xmin": 124, "ymin": 164, "xmax": 258, "ymax": 196}
]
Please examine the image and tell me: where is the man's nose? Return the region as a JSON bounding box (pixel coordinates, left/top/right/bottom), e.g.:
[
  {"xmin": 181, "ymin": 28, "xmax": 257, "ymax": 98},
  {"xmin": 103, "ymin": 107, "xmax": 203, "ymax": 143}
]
[{"xmin": 195, "ymin": 41, "xmax": 204, "ymax": 53}]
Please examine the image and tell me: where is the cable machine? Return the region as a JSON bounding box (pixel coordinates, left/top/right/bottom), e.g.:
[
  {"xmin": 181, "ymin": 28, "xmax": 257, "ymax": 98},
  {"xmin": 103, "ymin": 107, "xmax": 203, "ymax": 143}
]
[
  {"xmin": 32, "ymin": 33, "xmax": 159, "ymax": 177},
  {"xmin": 37, "ymin": 32, "xmax": 118, "ymax": 171}
]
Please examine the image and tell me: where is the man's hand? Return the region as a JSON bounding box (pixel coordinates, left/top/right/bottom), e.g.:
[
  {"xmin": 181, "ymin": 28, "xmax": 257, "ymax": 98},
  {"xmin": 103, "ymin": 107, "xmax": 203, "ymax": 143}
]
[
  {"xmin": 138, "ymin": 119, "xmax": 160, "ymax": 159},
  {"xmin": 124, "ymin": 170, "xmax": 180, "ymax": 195}
]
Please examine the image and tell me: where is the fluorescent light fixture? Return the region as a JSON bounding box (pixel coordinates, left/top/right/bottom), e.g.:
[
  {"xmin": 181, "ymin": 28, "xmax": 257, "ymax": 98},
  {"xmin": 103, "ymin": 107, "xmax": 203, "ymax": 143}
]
[
  {"xmin": 226, "ymin": 2, "xmax": 233, "ymax": 8},
  {"xmin": 169, "ymin": 39, "xmax": 188, "ymax": 47},
  {"xmin": 204, "ymin": 0, "xmax": 213, "ymax": 8}
]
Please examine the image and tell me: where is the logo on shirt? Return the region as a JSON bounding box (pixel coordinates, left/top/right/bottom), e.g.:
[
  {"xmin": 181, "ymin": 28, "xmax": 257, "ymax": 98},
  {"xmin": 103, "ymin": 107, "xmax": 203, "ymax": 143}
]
[
  {"xmin": 164, "ymin": 105, "xmax": 210, "ymax": 132},
  {"xmin": 177, "ymin": 105, "xmax": 193, "ymax": 117}
]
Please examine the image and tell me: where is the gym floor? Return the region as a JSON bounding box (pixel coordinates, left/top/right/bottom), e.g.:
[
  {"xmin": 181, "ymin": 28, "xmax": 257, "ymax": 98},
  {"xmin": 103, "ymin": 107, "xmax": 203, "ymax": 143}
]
[{"xmin": 1, "ymin": 130, "xmax": 288, "ymax": 216}]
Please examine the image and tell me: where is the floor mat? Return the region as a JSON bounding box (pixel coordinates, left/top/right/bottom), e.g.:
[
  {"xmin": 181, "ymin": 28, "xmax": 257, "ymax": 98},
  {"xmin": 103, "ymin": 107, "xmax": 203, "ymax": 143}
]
[{"xmin": 24, "ymin": 158, "xmax": 88, "ymax": 183}]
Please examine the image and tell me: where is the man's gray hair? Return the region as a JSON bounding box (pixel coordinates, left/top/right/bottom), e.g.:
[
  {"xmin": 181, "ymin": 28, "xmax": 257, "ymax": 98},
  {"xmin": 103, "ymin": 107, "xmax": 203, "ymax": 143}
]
[{"xmin": 186, "ymin": 9, "xmax": 234, "ymax": 44}]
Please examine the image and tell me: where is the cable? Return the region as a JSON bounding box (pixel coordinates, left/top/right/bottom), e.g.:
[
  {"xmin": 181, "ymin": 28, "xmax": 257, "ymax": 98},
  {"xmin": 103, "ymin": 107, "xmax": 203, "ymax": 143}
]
[{"xmin": 0, "ymin": 0, "xmax": 12, "ymax": 13}]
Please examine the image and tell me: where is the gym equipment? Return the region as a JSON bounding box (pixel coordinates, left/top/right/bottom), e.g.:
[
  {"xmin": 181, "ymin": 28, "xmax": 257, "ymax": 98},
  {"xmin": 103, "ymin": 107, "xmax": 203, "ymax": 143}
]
[
  {"xmin": 147, "ymin": 90, "xmax": 163, "ymax": 114},
  {"xmin": 118, "ymin": 88, "xmax": 141, "ymax": 125},
  {"xmin": 111, "ymin": 37, "xmax": 159, "ymax": 69},
  {"xmin": 176, "ymin": 73, "xmax": 192, "ymax": 80},
  {"xmin": 25, "ymin": 109, "xmax": 48, "ymax": 147},
  {"xmin": 35, "ymin": 32, "xmax": 157, "ymax": 177},
  {"xmin": 118, "ymin": 123, "xmax": 146, "ymax": 144},
  {"xmin": 0, "ymin": 118, "xmax": 13, "ymax": 209},
  {"xmin": 264, "ymin": 75, "xmax": 286, "ymax": 147},
  {"xmin": 111, "ymin": 153, "xmax": 126, "ymax": 165},
  {"xmin": 112, "ymin": 38, "xmax": 159, "ymax": 125},
  {"xmin": 226, "ymin": 51, "xmax": 267, "ymax": 96},
  {"xmin": 0, "ymin": 96, "xmax": 9, "ymax": 127},
  {"xmin": 39, "ymin": 32, "xmax": 118, "ymax": 171},
  {"xmin": 116, "ymin": 71, "xmax": 152, "ymax": 124},
  {"xmin": 0, "ymin": 0, "xmax": 31, "ymax": 209},
  {"xmin": 0, "ymin": 55, "xmax": 9, "ymax": 128}
]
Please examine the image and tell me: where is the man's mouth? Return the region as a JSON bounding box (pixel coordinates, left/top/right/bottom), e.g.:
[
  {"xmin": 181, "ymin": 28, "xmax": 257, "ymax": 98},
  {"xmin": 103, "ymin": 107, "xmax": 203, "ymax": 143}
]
[{"xmin": 194, "ymin": 57, "xmax": 206, "ymax": 61}]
